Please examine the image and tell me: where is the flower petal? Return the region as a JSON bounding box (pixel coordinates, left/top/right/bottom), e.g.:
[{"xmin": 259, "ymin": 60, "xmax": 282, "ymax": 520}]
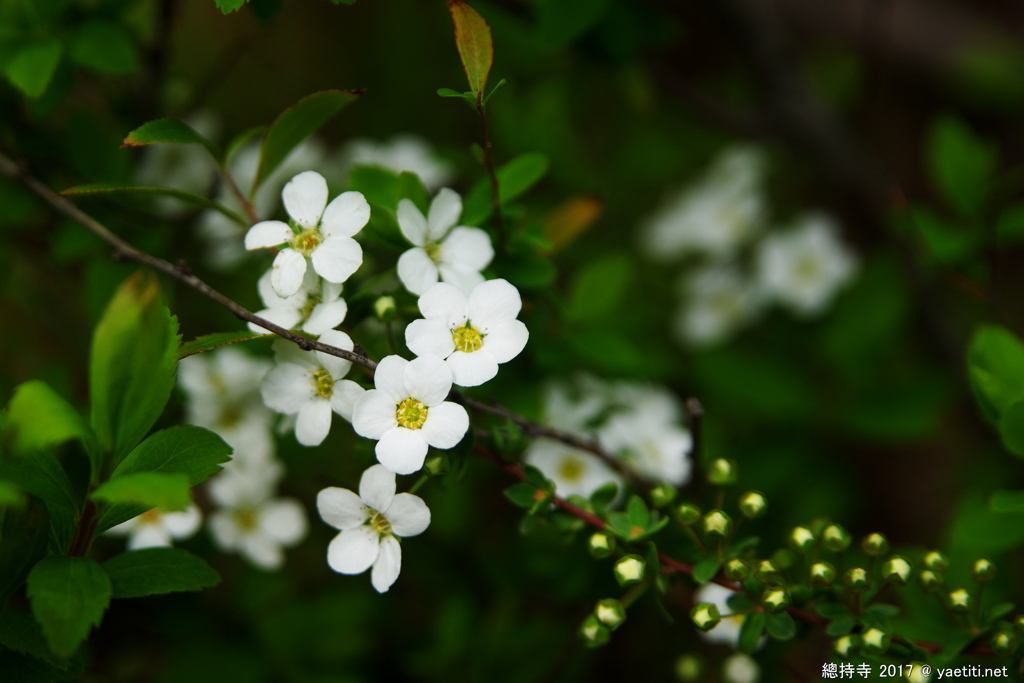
[
  {"xmin": 397, "ymin": 247, "xmax": 439, "ymax": 296},
  {"xmin": 330, "ymin": 379, "xmax": 364, "ymax": 422},
  {"xmin": 404, "ymin": 355, "xmax": 453, "ymax": 406},
  {"xmin": 426, "ymin": 187, "xmax": 462, "ymax": 240},
  {"xmin": 397, "ymin": 198, "xmax": 428, "ymax": 246},
  {"xmin": 418, "ymin": 282, "xmax": 469, "ymax": 329},
  {"xmin": 127, "ymin": 525, "xmax": 172, "ymax": 550},
  {"xmin": 321, "ymin": 190, "xmax": 370, "ymax": 238},
  {"xmin": 420, "ymin": 401, "xmax": 469, "ymax": 449},
  {"xmin": 359, "ymin": 464, "xmax": 396, "ymax": 512},
  {"xmin": 311, "ymin": 236, "xmax": 363, "ymax": 284},
  {"xmin": 295, "ymin": 397, "xmax": 332, "ymax": 446},
  {"xmin": 373, "ymin": 355, "xmax": 409, "ymax": 401},
  {"xmin": 303, "ymin": 299, "xmax": 348, "ymax": 335},
  {"xmin": 261, "ymin": 363, "xmax": 313, "ymax": 414},
  {"xmin": 271, "ymin": 248, "xmax": 308, "ymax": 298},
  {"xmin": 405, "ymin": 319, "xmax": 455, "ymax": 359},
  {"xmin": 283, "ymin": 170, "xmax": 328, "ymax": 228},
  {"xmin": 317, "ymin": 487, "xmax": 369, "ymax": 530},
  {"xmin": 316, "ymin": 329, "xmax": 354, "ymax": 380},
  {"xmin": 371, "ymin": 535, "xmax": 402, "ymax": 593},
  {"xmin": 481, "ymin": 319, "xmax": 529, "ymax": 364},
  {"xmin": 376, "ymin": 428, "xmax": 428, "ymax": 475},
  {"xmin": 208, "ymin": 510, "xmax": 240, "ymax": 550},
  {"xmin": 438, "ymin": 262, "xmax": 485, "ymax": 296},
  {"xmin": 245, "ymin": 220, "xmax": 293, "ymax": 250},
  {"xmin": 260, "ymin": 498, "xmax": 307, "ymax": 545},
  {"xmin": 386, "ymin": 493, "xmax": 431, "ymax": 537},
  {"xmin": 441, "ymin": 226, "xmax": 493, "ymax": 271},
  {"xmin": 446, "ymin": 350, "xmax": 498, "ymax": 387},
  {"xmin": 242, "ymin": 532, "xmax": 284, "ymax": 570},
  {"xmin": 249, "ymin": 306, "xmax": 302, "ymax": 334},
  {"xmin": 352, "ymin": 390, "xmax": 398, "ymax": 439},
  {"xmin": 468, "ymin": 278, "xmax": 521, "ymax": 333},
  {"xmin": 162, "ymin": 505, "xmax": 202, "ymax": 538},
  {"xmin": 327, "ymin": 526, "xmax": 379, "ymax": 575}
]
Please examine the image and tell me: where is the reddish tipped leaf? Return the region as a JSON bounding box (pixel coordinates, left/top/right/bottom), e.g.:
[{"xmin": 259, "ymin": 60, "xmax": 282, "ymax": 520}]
[{"xmin": 447, "ymin": 0, "xmax": 493, "ymax": 98}]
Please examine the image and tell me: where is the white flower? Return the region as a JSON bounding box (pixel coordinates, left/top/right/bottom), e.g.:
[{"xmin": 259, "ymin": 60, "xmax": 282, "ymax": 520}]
[
  {"xmin": 177, "ymin": 347, "xmax": 275, "ymax": 464},
  {"xmin": 208, "ymin": 463, "xmax": 307, "ymax": 570},
  {"xmin": 245, "ymin": 171, "xmax": 369, "ymax": 297},
  {"xmin": 723, "ymin": 653, "xmax": 760, "ymax": 683},
  {"xmin": 755, "ymin": 212, "xmax": 857, "ymax": 316},
  {"xmin": 598, "ymin": 384, "xmax": 693, "ymax": 486},
  {"xmin": 694, "ymin": 583, "xmax": 746, "ymax": 647},
  {"xmin": 675, "ymin": 265, "xmax": 764, "ymax": 347},
  {"xmin": 352, "ymin": 355, "xmax": 469, "ymax": 475},
  {"xmin": 106, "ymin": 505, "xmax": 202, "ymax": 550},
  {"xmin": 342, "ymin": 134, "xmax": 454, "ymax": 191},
  {"xmin": 396, "ymin": 188, "xmax": 494, "ymax": 295},
  {"xmin": 248, "ymin": 267, "xmax": 347, "ymax": 336},
  {"xmin": 405, "ymin": 279, "xmax": 528, "ymax": 387},
  {"xmin": 524, "ymin": 440, "xmax": 622, "ymax": 500},
  {"xmin": 260, "ymin": 330, "xmax": 365, "ymax": 447},
  {"xmin": 317, "ymin": 464, "xmax": 430, "ymax": 593},
  {"xmin": 640, "ymin": 146, "xmax": 766, "ymax": 261}
]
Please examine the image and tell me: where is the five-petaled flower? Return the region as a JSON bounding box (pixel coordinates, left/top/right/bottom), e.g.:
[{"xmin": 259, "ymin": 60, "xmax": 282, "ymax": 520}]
[
  {"xmin": 245, "ymin": 170, "xmax": 369, "ymax": 297},
  {"xmin": 317, "ymin": 464, "xmax": 431, "ymax": 593},
  {"xmin": 405, "ymin": 279, "xmax": 528, "ymax": 387},
  {"xmin": 352, "ymin": 355, "xmax": 469, "ymax": 475},
  {"xmin": 107, "ymin": 505, "xmax": 202, "ymax": 550},
  {"xmin": 249, "ymin": 267, "xmax": 348, "ymax": 336}
]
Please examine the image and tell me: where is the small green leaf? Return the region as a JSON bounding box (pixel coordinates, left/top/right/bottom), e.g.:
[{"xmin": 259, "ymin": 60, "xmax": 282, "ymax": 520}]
[
  {"xmin": 968, "ymin": 325, "xmax": 1024, "ymax": 421},
  {"xmin": 991, "ymin": 489, "xmax": 1024, "ymax": 512},
  {"xmin": 91, "ymin": 472, "xmax": 191, "ymax": 511},
  {"xmin": 447, "ymin": 0, "xmax": 493, "ymax": 96},
  {"xmin": 462, "ymin": 153, "xmax": 549, "ymax": 225},
  {"xmin": 26, "ymin": 556, "xmax": 111, "ymax": 658},
  {"xmin": 589, "ymin": 481, "xmax": 618, "ymax": 513},
  {"xmin": 254, "ymin": 89, "xmax": 363, "ymax": 192},
  {"xmin": 738, "ymin": 610, "xmax": 766, "ymax": 654},
  {"xmin": 985, "ymin": 602, "xmax": 1015, "ymax": 625},
  {"xmin": 504, "ymin": 482, "xmax": 540, "ymax": 509},
  {"xmin": 927, "ymin": 114, "xmax": 997, "ymax": 217},
  {"xmin": 122, "ymin": 118, "xmax": 219, "ymax": 159},
  {"xmin": 625, "ymin": 495, "xmax": 649, "ymax": 528},
  {"xmin": 348, "ymin": 165, "xmax": 400, "ymax": 210},
  {"xmin": 692, "ymin": 558, "xmax": 722, "ymax": 585},
  {"xmin": 62, "ymin": 184, "xmax": 246, "ymax": 226},
  {"xmin": 566, "ymin": 254, "xmax": 633, "ymax": 323},
  {"xmin": 0, "ymin": 608, "xmax": 66, "ymax": 667},
  {"xmin": 4, "ymin": 381, "xmax": 98, "ymax": 472},
  {"xmin": 825, "ymin": 613, "xmax": 857, "ymax": 636},
  {"xmin": 999, "ymin": 399, "xmax": 1024, "ymax": 457},
  {"xmin": 437, "ymin": 88, "xmax": 468, "ymax": 98},
  {"xmin": 215, "ymin": 0, "xmax": 248, "ymax": 13},
  {"xmin": 816, "ymin": 602, "xmax": 851, "ymax": 619},
  {"xmin": 726, "ymin": 592, "xmax": 754, "ymax": 612},
  {"xmin": 68, "ymin": 20, "xmax": 139, "ymax": 75},
  {"xmin": 103, "ymin": 548, "xmax": 219, "ymax": 598},
  {"xmin": 0, "ymin": 480, "xmax": 24, "ymax": 507},
  {"xmin": 0, "ymin": 498, "xmax": 50, "ymax": 603},
  {"xmin": 177, "ymin": 331, "xmax": 268, "ymax": 360},
  {"xmin": 5, "ymin": 38, "xmax": 63, "ymax": 99},
  {"xmin": 765, "ymin": 612, "xmax": 796, "ymax": 640},
  {"xmin": 0, "ymin": 451, "xmax": 79, "ymax": 513}
]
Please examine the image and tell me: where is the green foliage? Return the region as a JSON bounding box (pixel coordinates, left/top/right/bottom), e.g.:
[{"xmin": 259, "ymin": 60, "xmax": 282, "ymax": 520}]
[
  {"xmin": 90, "ymin": 472, "xmax": 192, "ymax": 511},
  {"xmin": 766, "ymin": 612, "xmax": 797, "ymax": 640},
  {"xmin": 177, "ymin": 331, "xmax": 268, "ymax": 360},
  {"xmin": 215, "ymin": 0, "xmax": 248, "ymax": 13},
  {"xmin": 990, "ymin": 490, "xmax": 1024, "ymax": 512},
  {"xmin": 0, "ymin": 609, "xmax": 65, "ymax": 667},
  {"xmin": 927, "ymin": 114, "xmax": 997, "ymax": 217},
  {"xmin": 738, "ymin": 609, "xmax": 766, "ymax": 654},
  {"xmin": 102, "ymin": 548, "xmax": 219, "ymax": 599},
  {"xmin": 26, "ymin": 556, "xmax": 111, "ymax": 658},
  {"xmin": 67, "ymin": 20, "xmax": 138, "ymax": 75},
  {"xmin": 3, "ymin": 381, "xmax": 97, "ymax": 470},
  {"xmin": 61, "ymin": 184, "xmax": 246, "ymax": 226},
  {"xmin": 692, "ymin": 558, "xmax": 722, "ymax": 585},
  {"xmin": 4, "ymin": 39, "xmax": 62, "ymax": 98},
  {"xmin": 0, "ymin": 499, "xmax": 50, "ymax": 602},
  {"xmin": 122, "ymin": 119, "xmax": 219, "ymax": 159},
  {"xmin": 968, "ymin": 325, "xmax": 1024, "ymax": 420},
  {"xmin": 462, "ymin": 153, "xmax": 549, "ymax": 225},
  {"xmin": 0, "ymin": 450, "xmax": 80, "ymax": 514},
  {"xmin": 447, "ymin": 0, "xmax": 493, "ymax": 97},
  {"xmin": 535, "ymin": 0, "xmax": 611, "ymax": 46},
  {"xmin": 566, "ymin": 254, "xmax": 633, "ymax": 323}
]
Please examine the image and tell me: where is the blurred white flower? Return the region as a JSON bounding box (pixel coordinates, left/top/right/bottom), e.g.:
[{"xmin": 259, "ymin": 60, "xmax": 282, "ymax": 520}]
[
  {"xmin": 249, "ymin": 267, "xmax": 347, "ymax": 336},
  {"xmin": 723, "ymin": 653, "xmax": 760, "ymax": 683},
  {"xmin": 135, "ymin": 112, "xmax": 220, "ymax": 218},
  {"xmin": 674, "ymin": 265, "xmax": 764, "ymax": 347},
  {"xmin": 106, "ymin": 505, "xmax": 202, "ymax": 550},
  {"xmin": 396, "ymin": 188, "xmax": 494, "ymax": 295},
  {"xmin": 317, "ymin": 464, "xmax": 431, "ymax": 593},
  {"xmin": 755, "ymin": 212, "xmax": 857, "ymax": 316},
  {"xmin": 343, "ymin": 134, "xmax": 454, "ymax": 191},
  {"xmin": 694, "ymin": 583, "xmax": 746, "ymax": 647},
  {"xmin": 405, "ymin": 279, "xmax": 528, "ymax": 387}
]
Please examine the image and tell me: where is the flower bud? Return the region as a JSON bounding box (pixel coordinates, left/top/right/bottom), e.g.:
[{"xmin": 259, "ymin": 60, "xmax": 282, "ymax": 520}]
[
  {"xmin": 992, "ymin": 630, "xmax": 1018, "ymax": 656},
  {"xmin": 690, "ymin": 602, "xmax": 721, "ymax": 631},
  {"xmin": 595, "ymin": 598, "xmax": 627, "ymax": 630},
  {"xmin": 738, "ymin": 491, "xmax": 767, "ymax": 519},
  {"xmin": 707, "ymin": 458, "xmax": 737, "ymax": 486},
  {"xmin": 703, "ymin": 510, "xmax": 732, "ymax": 538},
  {"xmin": 588, "ymin": 532, "xmax": 615, "ymax": 559},
  {"xmin": 861, "ymin": 532, "xmax": 889, "ymax": 557},
  {"xmin": 843, "ymin": 567, "xmax": 869, "ymax": 592},
  {"xmin": 580, "ymin": 615, "xmax": 610, "ymax": 647},
  {"xmin": 724, "ymin": 558, "xmax": 749, "ymax": 582},
  {"xmin": 675, "ymin": 654, "xmax": 701, "ymax": 681},
  {"xmin": 822, "ymin": 524, "xmax": 851, "ymax": 552},
  {"xmin": 882, "ymin": 556, "xmax": 912, "ymax": 586},
  {"xmin": 948, "ymin": 588, "xmax": 972, "ymax": 613},
  {"xmin": 810, "ymin": 562, "xmax": 837, "ymax": 586},
  {"xmin": 971, "ymin": 557, "xmax": 996, "ymax": 582},
  {"xmin": 923, "ymin": 550, "xmax": 948, "ymax": 572},
  {"xmin": 677, "ymin": 503, "xmax": 702, "ymax": 526},
  {"xmin": 651, "ymin": 484, "xmax": 676, "ymax": 508},
  {"xmin": 919, "ymin": 570, "xmax": 943, "ymax": 593},
  {"xmin": 834, "ymin": 634, "xmax": 860, "ymax": 658},
  {"xmin": 1014, "ymin": 615, "xmax": 1024, "ymax": 637},
  {"xmin": 789, "ymin": 526, "xmax": 815, "ymax": 552},
  {"xmin": 762, "ymin": 587, "xmax": 790, "ymax": 613},
  {"xmin": 614, "ymin": 555, "xmax": 646, "ymax": 586},
  {"xmin": 373, "ymin": 295, "xmax": 397, "ymax": 322},
  {"xmin": 862, "ymin": 627, "xmax": 891, "ymax": 655},
  {"xmin": 424, "ymin": 455, "xmax": 444, "ymax": 475},
  {"xmin": 754, "ymin": 560, "xmax": 779, "ymax": 584}
]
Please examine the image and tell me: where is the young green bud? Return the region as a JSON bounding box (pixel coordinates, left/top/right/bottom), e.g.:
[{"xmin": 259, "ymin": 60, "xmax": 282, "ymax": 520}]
[
  {"xmin": 674, "ymin": 654, "xmax": 701, "ymax": 681},
  {"xmin": 724, "ymin": 558, "xmax": 749, "ymax": 582},
  {"xmin": 810, "ymin": 562, "xmax": 837, "ymax": 586},
  {"xmin": 707, "ymin": 458, "xmax": 737, "ymax": 486},
  {"xmin": 595, "ymin": 598, "xmax": 627, "ymax": 630},
  {"xmin": 948, "ymin": 588, "xmax": 972, "ymax": 613},
  {"xmin": 919, "ymin": 570, "xmax": 943, "ymax": 593},
  {"xmin": 373, "ymin": 295, "xmax": 397, "ymax": 322},
  {"xmin": 1015, "ymin": 615, "xmax": 1024, "ymax": 637},
  {"xmin": 991, "ymin": 630, "xmax": 1018, "ymax": 656},
  {"xmin": 882, "ymin": 556, "xmax": 912, "ymax": 586},
  {"xmin": 762, "ymin": 587, "xmax": 790, "ymax": 613},
  {"xmin": 843, "ymin": 567, "xmax": 869, "ymax": 592},
  {"xmin": 788, "ymin": 526, "xmax": 815, "ymax": 552},
  {"xmin": 580, "ymin": 615, "xmax": 610, "ymax": 647},
  {"xmin": 822, "ymin": 524, "xmax": 851, "ymax": 552},
  {"xmin": 861, "ymin": 627, "xmax": 891, "ymax": 655},
  {"xmin": 834, "ymin": 634, "xmax": 860, "ymax": 658},
  {"xmin": 923, "ymin": 550, "xmax": 948, "ymax": 572},
  {"xmin": 651, "ymin": 484, "xmax": 676, "ymax": 508},
  {"xmin": 703, "ymin": 510, "xmax": 732, "ymax": 538},
  {"xmin": 971, "ymin": 557, "xmax": 997, "ymax": 582},
  {"xmin": 754, "ymin": 560, "xmax": 779, "ymax": 584},
  {"xmin": 677, "ymin": 503, "xmax": 702, "ymax": 526},
  {"xmin": 738, "ymin": 491, "xmax": 767, "ymax": 519},
  {"xmin": 614, "ymin": 555, "xmax": 646, "ymax": 586},
  {"xmin": 690, "ymin": 602, "xmax": 721, "ymax": 631},
  {"xmin": 424, "ymin": 455, "xmax": 445, "ymax": 475},
  {"xmin": 588, "ymin": 532, "xmax": 615, "ymax": 559},
  {"xmin": 861, "ymin": 532, "xmax": 889, "ymax": 557}
]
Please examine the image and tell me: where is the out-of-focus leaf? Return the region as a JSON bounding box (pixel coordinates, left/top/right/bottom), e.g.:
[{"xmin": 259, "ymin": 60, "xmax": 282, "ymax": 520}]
[
  {"xmin": 103, "ymin": 548, "xmax": 219, "ymax": 598},
  {"xmin": 766, "ymin": 612, "xmax": 796, "ymax": 640},
  {"xmin": 0, "ymin": 608, "xmax": 65, "ymax": 667},
  {"xmin": 462, "ymin": 153, "xmax": 549, "ymax": 225},
  {"xmin": 909, "ymin": 206, "xmax": 976, "ymax": 264},
  {"xmin": 738, "ymin": 610, "xmax": 765, "ymax": 654},
  {"xmin": 967, "ymin": 324, "xmax": 1024, "ymax": 421},
  {"xmin": 990, "ymin": 490, "xmax": 1024, "ymax": 513},
  {"xmin": 0, "ymin": 498, "xmax": 50, "ymax": 602},
  {"xmin": 348, "ymin": 165, "xmax": 399, "ymax": 209},
  {"xmin": 68, "ymin": 20, "xmax": 138, "ymax": 75},
  {"xmin": 122, "ymin": 119, "xmax": 219, "ymax": 159},
  {"xmin": 177, "ymin": 331, "xmax": 268, "ymax": 360},
  {"xmin": 5, "ymin": 38, "xmax": 63, "ymax": 99},
  {"xmin": 536, "ymin": 0, "xmax": 611, "ymax": 45},
  {"xmin": 4, "ymin": 381, "xmax": 97, "ymax": 472},
  {"xmin": 62, "ymin": 184, "xmax": 246, "ymax": 226},
  {"xmin": 216, "ymin": 0, "xmax": 248, "ymax": 13},
  {"xmin": 447, "ymin": 0, "xmax": 493, "ymax": 96},
  {"xmin": 542, "ymin": 196, "xmax": 602, "ymax": 253},
  {"xmin": 927, "ymin": 114, "xmax": 997, "ymax": 217},
  {"xmin": 27, "ymin": 556, "xmax": 111, "ymax": 658},
  {"xmin": 566, "ymin": 254, "xmax": 633, "ymax": 323},
  {"xmin": 0, "ymin": 480, "xmax": 24, "ymax": 507},
  {"xmin": 90, "ymin": 472, "xmax": 191, "ymax": 511},
  {"xmin": 999, "ymin": 400, "xmax": 1024, "ymax": 457},
  {"xmin": 0, "ymin": 451, "xmax": 79, "ymax": 513},
  {"xmin": 692, "ymin": 558, "xmax": 721, "ymax": 585}
]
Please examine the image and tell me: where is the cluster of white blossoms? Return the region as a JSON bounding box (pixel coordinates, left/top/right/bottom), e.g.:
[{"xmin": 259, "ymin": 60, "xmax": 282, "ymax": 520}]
[
  {"xmin": 639, "ymin": 145, "xmax": 858, "ymax": 347},
  {"xmin": 525, "ymin": 377, "xmax": 693, "ymax": 499}
]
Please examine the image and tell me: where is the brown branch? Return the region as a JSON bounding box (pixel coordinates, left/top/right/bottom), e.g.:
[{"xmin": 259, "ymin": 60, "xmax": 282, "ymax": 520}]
[{"xmin": 476, "ymin": 94, "xmax": 505, "ymax": 251}]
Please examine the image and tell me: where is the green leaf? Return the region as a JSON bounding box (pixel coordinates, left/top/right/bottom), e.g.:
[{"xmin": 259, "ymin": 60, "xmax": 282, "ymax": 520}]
[
  {"xmin": 177, "ymin": 331, "xmax": 268, "ymax": 360},
  {"xmin": 462, "ymin": 153, "xmax": 549, "ymax": 225},
  {"xmin": 738, "ymin": 610, "xmax": 765, "ymax": 654},
  {"xmin": 625, "ymin": 495, "xmax": 649, "ymax": 528},
  {"xmin": 0, "ymin": 498, "xmax": 50, "ymax": 603},
  {"xmin": 825, "ymin": 613, "xmax": 857, "ymax": 636},
  {"xmin": 589, "ymin": 481, "xmax": 618, "ymax": 514},
  {"xmin": 26, "ymin": 556, "xmax": 111, "ymax": 658},
  {"xmin": 122, "ymin": 118, "xmax": 219, "ymax": 159},
  {"xmin": 816, "ymin": 602, "xmax": 851, "ymax": 619},
  {"xmin": 726, "ymin": 592, "xmax": 754, "ymax": 612},
  {"xmin": 0, "ymin": 608, "xmax": 65, "ymax": 667},
  {"xmin": 215, "ymin": 0, "xmax": 248, "ymax": 13},
  {"xmin": 566, "ymin": 254, "xmax": 633, "ymax": 323},
  {"xmin": 0, "ymin": 451, "xmax": 79, "ymax": 513},
  {"xmin": 447, "ymin": 0, "xmax": 493, "ymax": 96},
  {"xmin": 5, "ymin": 38, "xmax": 62, "ymax": 99},
  {"xmin": 4, "ymin": 381, "xmax": 98, "ymax": 472},
  {"xmin": 397, "ymin": 171, "xmax": 430, "ymax": 214},
  {"xmin": 504, "ymin": 482, "xmax": 540, "ymax": 509},
  {"xmin": 91, "ymin": 472, "xmax": 191, "ymax": 511},
  {"xmin": 765, "ymin": 611, "xmax": 796, "ymax": 640},
  {"xmin": 999, "ymin": 399, "xmax": 1024, "ymax": 457},
  {"xmin": 0, "ymin": 480, "xmax": 24, "ymax": 507},
  {"xmin": 991, "ymin": 489, "xmax": 1024, "ymax": 512},
  {"xmin": 348, "ymin": 164, "xmax": 400, "ymax": 209},
  {"xmin": 927, "ymin": 114, "xmax": 997, "ymax": 216},
  {"xmin": 254, "ymin": 89, "xmax": 363, "ymax": 191},
  {"xmin": 909, "ymin": 206, "xmax": 976, "ymax": 264},
  {"xmin": 967, "ymin": 324, "xmax": 1024, "ymax": 421},
  {"xmin": 67, "ymin": 20, "xmax": 139, "ymax": 75},
  {"xmin": 224, "ymin": 125, "xmax": 266, "ymax": 167},
  {"xmin": 90, "ymin": 272, "xmax": 181, "ymax": 464},
  {"xmin": 102, "ymin": 547, "xmax": 219, "ymax": 599},
  {"xmin": 692, "ymin": 558, "xmax": 722, "ymax": 585},
  {"xmin": 61, "ymin": 184, "xmax": 246, "ymax": 226},
  {"xmin": 536, "ymin": 0, "xmax": 611, "ymax": 45}
]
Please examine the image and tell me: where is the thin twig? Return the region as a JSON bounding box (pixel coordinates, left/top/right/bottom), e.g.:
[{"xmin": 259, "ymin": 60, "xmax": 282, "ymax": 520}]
[{"xmin": 476, "ymin": 94, "xmax": 505, "ymax": 251}]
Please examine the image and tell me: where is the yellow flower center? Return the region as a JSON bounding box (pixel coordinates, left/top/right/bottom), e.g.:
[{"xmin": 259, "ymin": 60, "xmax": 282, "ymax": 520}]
[
  {"xmin": 139, "ymin": 509, "xmax": 162, "ymax": 525},
  {"xmin": 795, "ymin": 257, "xmax": 820, "ymax": 283},
  {"xmin": 369, "ymin": 510, "xmax": 392, "ymax": 536},
  {"xmin": 424, "ymin": 241, "xmax": 443, "ymax": 263},
  {"xmin": 292, "ymin": 228, "xmax": 322, "ymax": 256},
  {"xmin": 235, "ymin": 506, "xmax": 258, "ymax": 532},
  {"xmin": 557, "ymin": 455, "xmax": 584, "ymax": 482},
  {"xmin": 396, "ymin": 397, "xmax": 428, "ymax": 429},
  {"xmin": 299, "ymin": 291, "xmax": 322, "ymax": 319},
  {"xmin": 312, "ymin": 369, "xmax": 334, "ymax": 398},
  {"xmin": 451, "ymin": 323, "xmax": 484, "ymax": 353}
]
